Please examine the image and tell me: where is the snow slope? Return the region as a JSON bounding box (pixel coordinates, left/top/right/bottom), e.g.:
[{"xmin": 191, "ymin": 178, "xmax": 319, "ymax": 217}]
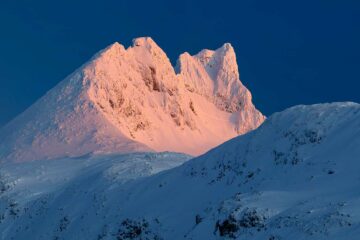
[
  {"xmin": 1, "ymin": 102, "xmax": 359, "ymax": 239},
  {"xmin": 0, "ymin": 37, "xmax": 264, "ymax": 162}
]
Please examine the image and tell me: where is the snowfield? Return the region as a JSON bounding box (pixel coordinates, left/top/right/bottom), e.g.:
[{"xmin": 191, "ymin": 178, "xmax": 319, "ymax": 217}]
[
  {"xmin": 1, "ymin": 102, "xmax": 360, "ymax": 239},
  {"xmin": 0, "ymin": 152, "xmax": 191, "ymax": 239}
]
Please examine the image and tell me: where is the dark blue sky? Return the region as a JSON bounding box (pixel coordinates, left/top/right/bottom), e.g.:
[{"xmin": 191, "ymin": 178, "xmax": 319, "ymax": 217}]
[{"xmin": 0, "ymin": 0, "xmax": 359, "ymax": 127}]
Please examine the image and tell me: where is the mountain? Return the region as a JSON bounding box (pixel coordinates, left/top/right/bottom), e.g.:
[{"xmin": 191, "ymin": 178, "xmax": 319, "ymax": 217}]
[
  {"xmin": 0, "ymin": 37, "xmax": 264, "ymax": 162},
  {"xmin": 1, "ymin": 102, "xmax": 359, "ymax": 239}
]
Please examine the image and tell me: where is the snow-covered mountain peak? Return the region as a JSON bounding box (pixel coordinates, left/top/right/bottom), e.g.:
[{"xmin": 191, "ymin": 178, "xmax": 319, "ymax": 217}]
[
  {"xmin": 131, "ymin": 37, "xmax": 171, "ymax": 64},
  {"xmin": 177, "ymin": 42, "xmax": 258, "ymax": 119},
  {"xmin": 90, "ymin": 42, "xmax": 126, "ymax": 63},
  {"xmin": 194, "ymin": 43, "xmax": 236, "ymax": 68},
  {"xmin": 222, "ymin": 42, "xmax": 234, "ymax": 51},
  {"xmin": 101, "ymin": 41, "xmax": 125, "ymax": 54},
  {"xmin": 132, "ymin": 37, "xmax": 158, "ymax": 49},
  {"xmin": 0, "ymin": 37, "xmax": 264, "ymax": 162}
]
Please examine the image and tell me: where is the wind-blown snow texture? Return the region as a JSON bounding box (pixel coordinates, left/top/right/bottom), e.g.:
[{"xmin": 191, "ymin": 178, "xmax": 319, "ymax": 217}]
[
  {"xmin": 1, "ymin": 102, "xmax": 359, "ymax": 239},
  {"xmin": 0, "ymin": 37, "xmax": 264, "ymax": 162}
]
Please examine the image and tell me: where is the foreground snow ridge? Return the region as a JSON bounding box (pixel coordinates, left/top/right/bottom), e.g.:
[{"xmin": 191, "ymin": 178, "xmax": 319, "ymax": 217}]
[
  {"xmin": 0, "ymin": 37, "xmax": 264, "ymax": 162},
  {"xmin": 1, "ymin": 102, "xmax": 359, "ymax": 239}
]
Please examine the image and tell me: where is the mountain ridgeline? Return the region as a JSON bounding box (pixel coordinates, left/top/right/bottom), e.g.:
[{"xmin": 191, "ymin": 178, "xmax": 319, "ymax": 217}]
[{"xmin": 0, "ymin": 37, "xmax": 264, "ymax": 162}]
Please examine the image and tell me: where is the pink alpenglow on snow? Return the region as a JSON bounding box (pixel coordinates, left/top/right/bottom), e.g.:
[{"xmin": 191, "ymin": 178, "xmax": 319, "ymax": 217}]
[{"xmin": 0, "ymin": 37, "xmax": 265, "ymax": 162}]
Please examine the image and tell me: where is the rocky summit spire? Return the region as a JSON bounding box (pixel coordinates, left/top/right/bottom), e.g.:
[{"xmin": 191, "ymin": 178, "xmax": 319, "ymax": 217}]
[{"xmin": 0, "ymin": 37, "xmax": 264, "ymax": 162}]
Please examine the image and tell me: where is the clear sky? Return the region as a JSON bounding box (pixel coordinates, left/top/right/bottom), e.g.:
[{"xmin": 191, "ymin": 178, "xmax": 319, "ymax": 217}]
[{"xmin": 0, "ymin": 0, "xmax": 359, "ymax": 127}]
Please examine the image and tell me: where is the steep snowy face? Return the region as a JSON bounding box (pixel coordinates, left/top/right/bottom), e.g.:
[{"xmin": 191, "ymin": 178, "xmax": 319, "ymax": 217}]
[
  {"xmin": 177, "ymin": 43, "xmax": 264, "ymax": 134},
  {"xmin": 177, "ymin": 43, "xmax": 251, "ymax": 113},
  {"xmin": 0, "ymin": 37, "xmax": 264, "ymax": 162},
  {"xmin": 0, "ymin": 63, "xmax": 151, "ymax": 162}
]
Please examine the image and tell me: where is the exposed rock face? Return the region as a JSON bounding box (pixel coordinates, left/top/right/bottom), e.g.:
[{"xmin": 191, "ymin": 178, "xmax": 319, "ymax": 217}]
[{"xmin": 0, "ymin": 37, "xmax": 264, "ymax": 162}]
